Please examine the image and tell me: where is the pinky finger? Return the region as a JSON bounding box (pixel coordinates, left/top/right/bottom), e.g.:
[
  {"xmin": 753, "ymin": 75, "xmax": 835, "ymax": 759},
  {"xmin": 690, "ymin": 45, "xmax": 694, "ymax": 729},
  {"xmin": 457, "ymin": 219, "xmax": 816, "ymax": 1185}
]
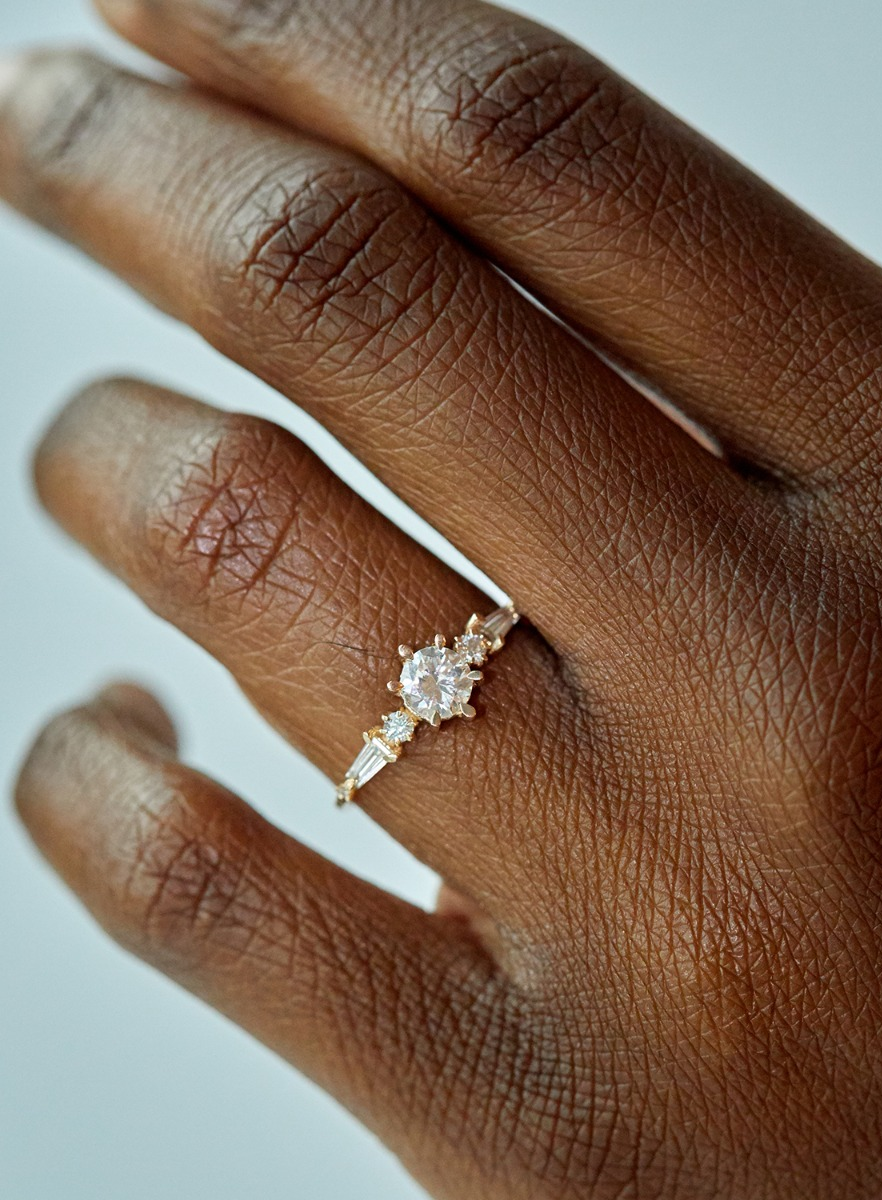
[{"xmin": 14, "ymin": 683, "xmax": 515, "ymax": 1192}]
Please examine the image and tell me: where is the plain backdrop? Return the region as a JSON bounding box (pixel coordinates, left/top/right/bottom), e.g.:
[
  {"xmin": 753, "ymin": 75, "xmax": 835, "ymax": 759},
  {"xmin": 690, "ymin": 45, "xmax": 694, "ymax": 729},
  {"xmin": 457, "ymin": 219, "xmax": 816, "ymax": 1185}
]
[{"xmin": 3, "ymin": 1, "xmax": 882, "ymax": 1197}]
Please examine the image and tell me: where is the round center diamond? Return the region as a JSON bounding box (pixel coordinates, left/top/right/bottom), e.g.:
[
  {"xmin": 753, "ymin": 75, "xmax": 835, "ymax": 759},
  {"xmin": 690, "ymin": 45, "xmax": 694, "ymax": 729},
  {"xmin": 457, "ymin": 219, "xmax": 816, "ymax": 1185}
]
[{"xmin": 399, "ymin": 646, "xmax": 475, "ymax": 722}]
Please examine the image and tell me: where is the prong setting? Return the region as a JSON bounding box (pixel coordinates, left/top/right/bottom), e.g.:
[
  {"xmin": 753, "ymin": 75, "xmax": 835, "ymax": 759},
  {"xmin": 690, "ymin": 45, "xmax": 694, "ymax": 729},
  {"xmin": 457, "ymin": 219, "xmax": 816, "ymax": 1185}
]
[{"xmin": 335, "ymin": 604, "xmax": 519, "ymax": 805}]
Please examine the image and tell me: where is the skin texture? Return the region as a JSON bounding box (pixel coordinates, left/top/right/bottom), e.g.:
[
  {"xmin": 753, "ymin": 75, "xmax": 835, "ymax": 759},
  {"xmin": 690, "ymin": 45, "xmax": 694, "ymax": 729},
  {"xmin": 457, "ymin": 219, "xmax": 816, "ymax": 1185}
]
[{"xmin": 6, "ymin": 1, "xmax": 882, "ymax": 1196}]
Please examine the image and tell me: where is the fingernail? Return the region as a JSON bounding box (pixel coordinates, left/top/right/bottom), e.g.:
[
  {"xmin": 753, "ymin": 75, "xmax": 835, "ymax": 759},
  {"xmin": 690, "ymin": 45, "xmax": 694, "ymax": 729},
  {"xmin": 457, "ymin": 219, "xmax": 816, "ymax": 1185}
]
[{"xmin": 95, "ymin": 682, "xmax": 180, "ymax": 754}]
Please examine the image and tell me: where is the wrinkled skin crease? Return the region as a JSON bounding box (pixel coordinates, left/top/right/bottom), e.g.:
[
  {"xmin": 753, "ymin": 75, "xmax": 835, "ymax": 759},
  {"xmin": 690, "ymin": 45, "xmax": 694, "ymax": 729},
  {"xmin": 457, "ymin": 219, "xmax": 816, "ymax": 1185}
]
[{"xmin": 6, "ymin": 1, "xmax": 882, "ymax": 1197}]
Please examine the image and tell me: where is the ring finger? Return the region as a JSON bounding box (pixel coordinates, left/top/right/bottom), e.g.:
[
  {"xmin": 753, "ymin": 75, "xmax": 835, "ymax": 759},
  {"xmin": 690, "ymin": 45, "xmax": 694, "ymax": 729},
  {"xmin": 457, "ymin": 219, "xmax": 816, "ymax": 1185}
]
[{"xmin": 36, "ymin": 377, "xmax": 575, "ymax": 920}]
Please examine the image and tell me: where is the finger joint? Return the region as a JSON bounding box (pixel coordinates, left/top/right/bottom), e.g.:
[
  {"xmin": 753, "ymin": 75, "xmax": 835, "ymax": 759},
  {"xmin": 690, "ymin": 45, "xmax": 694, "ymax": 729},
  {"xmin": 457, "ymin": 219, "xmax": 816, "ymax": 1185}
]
[
  {"xmin": 142, "ymin": 416, "xmax": 313, "ymax": 618},
  {"xmin": 215, "ymin": 163, "xmax": 463, "ymax": 372},
  {"xmin": 412, "ymin": 31, "xmax": 641, "ymax": 211}
]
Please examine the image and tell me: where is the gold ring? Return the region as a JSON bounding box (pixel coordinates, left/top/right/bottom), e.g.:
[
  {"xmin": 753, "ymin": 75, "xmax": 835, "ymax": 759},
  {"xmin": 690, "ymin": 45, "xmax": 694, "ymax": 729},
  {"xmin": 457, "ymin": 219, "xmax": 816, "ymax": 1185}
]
[{"xmin": 335, "ymin": 604, "xmax": 519, "ymax": 806}]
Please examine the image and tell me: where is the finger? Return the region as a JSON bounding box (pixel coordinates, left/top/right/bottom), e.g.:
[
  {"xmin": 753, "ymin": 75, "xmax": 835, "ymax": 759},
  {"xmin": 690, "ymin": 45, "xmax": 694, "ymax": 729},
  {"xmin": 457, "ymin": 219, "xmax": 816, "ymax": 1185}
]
[
  {"xmin": 0, "ymin": 50, "xmax": 744, "ymax": 657},
  {"xmin": 35, "ymin": 377, "xmax": 576, "ymax": 915},
  {"xmin": 96, "ymin": 0, "xmax": 882, "ymax": 496},
  {"xmin": 96, "ymin": 680, "xmax": 180, "ymax": 751},
  {"xmin": 14, "ymin": 684, "xmax": 518, "ymax": 1195}
]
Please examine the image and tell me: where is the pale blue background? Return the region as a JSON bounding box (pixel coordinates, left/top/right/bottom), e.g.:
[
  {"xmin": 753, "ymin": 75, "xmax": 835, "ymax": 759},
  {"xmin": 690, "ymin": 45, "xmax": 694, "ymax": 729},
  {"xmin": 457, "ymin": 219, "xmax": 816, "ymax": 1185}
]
[{"xmin": 2, "ymin": 2, "xmax": 882, "ymax": 1197}]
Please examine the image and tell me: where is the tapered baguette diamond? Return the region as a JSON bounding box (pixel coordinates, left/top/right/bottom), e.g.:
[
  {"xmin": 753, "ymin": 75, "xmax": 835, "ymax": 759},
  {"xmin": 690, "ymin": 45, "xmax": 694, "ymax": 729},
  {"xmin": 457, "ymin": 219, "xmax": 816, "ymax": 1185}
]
[
  {"xmin": 349, "ymin": 736, "xmax": 396, "ymax": 787},
  {"xmin": 481, "ymin": 604, "xmax": 519, "ymax": 649}
]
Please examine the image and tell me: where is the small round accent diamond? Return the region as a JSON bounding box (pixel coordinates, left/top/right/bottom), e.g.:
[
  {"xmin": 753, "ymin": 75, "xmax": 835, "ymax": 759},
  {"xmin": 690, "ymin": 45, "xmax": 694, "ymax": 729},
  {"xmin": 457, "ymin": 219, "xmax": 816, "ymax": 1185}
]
[
  {"xmin": 400, "ymin": 646, "xmax": 476, "ymax": 722},
  {"xmin": 455, "ymin": 632, "xmax": 488, "ymax": 664},
  {"xmin": 382, "ymin": 710, "xmax": 417, "ymax": 744}
]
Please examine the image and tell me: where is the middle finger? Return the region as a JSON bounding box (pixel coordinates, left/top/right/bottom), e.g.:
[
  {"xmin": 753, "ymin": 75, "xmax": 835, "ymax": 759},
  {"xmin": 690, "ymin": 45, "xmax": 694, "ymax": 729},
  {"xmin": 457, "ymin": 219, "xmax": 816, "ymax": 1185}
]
[{"xmin": 0, "ymin": 51, "xmax": 741, "ymax": 665}]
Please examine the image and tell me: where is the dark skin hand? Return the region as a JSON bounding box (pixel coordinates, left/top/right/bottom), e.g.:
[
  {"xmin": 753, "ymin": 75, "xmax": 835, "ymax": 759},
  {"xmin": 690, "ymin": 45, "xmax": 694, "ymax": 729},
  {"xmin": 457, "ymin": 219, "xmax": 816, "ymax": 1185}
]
[{"xmin": 7, "ymin": 1, "xmax": 882, "ymax": 1196}]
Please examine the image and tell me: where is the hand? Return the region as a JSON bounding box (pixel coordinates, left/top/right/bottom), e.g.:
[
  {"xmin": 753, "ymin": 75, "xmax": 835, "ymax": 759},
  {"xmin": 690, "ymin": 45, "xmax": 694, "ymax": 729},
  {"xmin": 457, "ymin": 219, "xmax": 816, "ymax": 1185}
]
[{"xmin": 7, "ymin": 2, "xmax": 882, "ymax": 1196}]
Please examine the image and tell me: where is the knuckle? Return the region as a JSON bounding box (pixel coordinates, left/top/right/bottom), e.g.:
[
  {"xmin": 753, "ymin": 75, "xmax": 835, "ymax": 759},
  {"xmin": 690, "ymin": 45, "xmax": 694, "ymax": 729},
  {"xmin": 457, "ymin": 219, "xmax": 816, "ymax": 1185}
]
[
  {"xmin": 417, "ymin": 33, "xmax": 590, "ymax": 171},
  {"xmin": 142, "ymin": 415, "xmax": 311, "ymax": 614},
  {"xmin": 231, "ymin": 166, "xmax": 400, "ymax": 315},
  {"xmin": 219, "ymin": 163, "xmax": 454, "ymax": 357},
  {"xmin": 10, "ymin": 50, "xmax": 120, "ymax": 177},
  {"xmin": 413, "ymin": 29, "xmax": 641, "ymax": 204},
  {"xmin": 114, "ymin": 772, "xmax": 262, "ymax": 969}
]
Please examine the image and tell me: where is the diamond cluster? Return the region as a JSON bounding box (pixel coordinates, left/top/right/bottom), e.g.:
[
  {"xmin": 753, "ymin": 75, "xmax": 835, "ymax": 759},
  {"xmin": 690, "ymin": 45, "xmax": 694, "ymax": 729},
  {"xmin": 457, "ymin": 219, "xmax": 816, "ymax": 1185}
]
[{"xmin": 335, "ymin": 604, "xmax": 518, "ymax": 805}]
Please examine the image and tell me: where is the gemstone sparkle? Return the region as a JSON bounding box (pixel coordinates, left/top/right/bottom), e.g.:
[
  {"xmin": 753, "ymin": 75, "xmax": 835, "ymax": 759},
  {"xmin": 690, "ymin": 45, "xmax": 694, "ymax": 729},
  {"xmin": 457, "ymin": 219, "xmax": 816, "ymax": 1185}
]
[
  {"xmin": 455, "ymin": 632, "xmax": 488, "ymax": 664},
  {"xmin": 348, "ymin": 736, "xmax": 395, "ymax": 787},
  {"xmin": 482, "ymin": 605, "xmax": 519, "ymax": 649},
  {"xmin": 399, "ymin": 645, "xmax": 475, "ymax": 722},
  {"xmin": 382, "ymin": 710, "xmax": 417, "ymax": 744},
  {"xmin": 335, "ymin": 604, "xmax": 519, "ymax": 804}
]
